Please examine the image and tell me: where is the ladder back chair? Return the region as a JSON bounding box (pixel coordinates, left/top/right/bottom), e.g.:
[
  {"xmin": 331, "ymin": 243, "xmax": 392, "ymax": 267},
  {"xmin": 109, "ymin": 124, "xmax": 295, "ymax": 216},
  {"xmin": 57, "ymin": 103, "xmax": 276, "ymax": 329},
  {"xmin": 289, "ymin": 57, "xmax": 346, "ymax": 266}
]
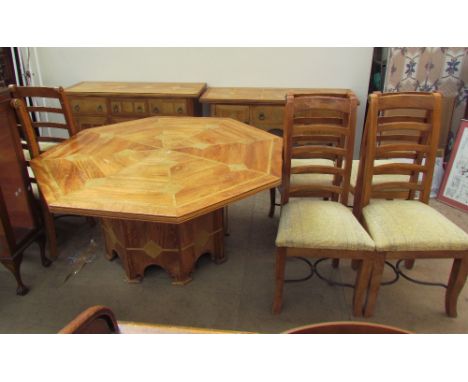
[
  {"xmin": 0, "ymin": 185, "xmax": 51, "ymax": 295},
  {"xmin": 268, "ymin": 90, "xmax": 356, "ymax": 217},
  {"xmin": 353, "ymin": 91, "xmax": 468, "ymax": 317},
  {"xmin": 9, "ymin": 85, "xmax": 79, "ymax": 259},
  {"xmin": 351, "ymin": 95, "xmax": 436, "ymax": 270},
  {"xmin": 9, "ymin": 85, "xmax": 78, "ymax": 159},
  {"xmin": 349, "ymin": 95, "xmax": 431, "ymax": 202},
  {"xmin": 273, "ymin": 93, "xmax": 375, "ymax": 317}
]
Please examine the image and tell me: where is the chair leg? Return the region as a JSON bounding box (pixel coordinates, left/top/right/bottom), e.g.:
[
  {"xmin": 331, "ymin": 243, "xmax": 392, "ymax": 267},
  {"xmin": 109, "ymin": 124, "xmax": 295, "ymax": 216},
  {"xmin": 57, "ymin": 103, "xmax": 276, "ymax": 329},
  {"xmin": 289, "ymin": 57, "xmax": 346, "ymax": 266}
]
[
  {"xmin": 273, "ymin": 247, "xmax": 287, "ymax": 314},
  {"xmin": 352, "ymin": 258, "xmax": 372, "ymax": 317},
  {"xmin": 0, "ymin": 254, "xmax": 29, "ymax": 296},
  {"xmin": 223, "ymin": 206, "xmax": 230, "ymax": 236},
  {"xmin": 269, "ymin": 188, "xmax": 276, "ymax": 218},
  {"xmin": 404, "ymin": 259, "xmax": 415, "ymax": 269},
  {"xmin": 445, "ymin": 257, "xmax": 468, "ymax": 318},
  {"xmin": 37, "ymin": 233, "xmax": 52, "ymax": 267},
  {"xmin": 363, "ymin": 255, "xmax": 385, "ymax": 318},
  {"xmin": 43, "ymin": 210, "xmax": 58, "ymax": 259}
]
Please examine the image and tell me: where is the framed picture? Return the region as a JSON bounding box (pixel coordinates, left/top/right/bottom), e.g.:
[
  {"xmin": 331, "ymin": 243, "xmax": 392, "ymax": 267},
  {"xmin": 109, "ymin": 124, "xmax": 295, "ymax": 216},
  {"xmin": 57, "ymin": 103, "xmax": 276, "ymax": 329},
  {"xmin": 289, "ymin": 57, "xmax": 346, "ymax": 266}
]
[{"xmin": 437, "ymin": 119, "xmax": 468, "ymax": 212}]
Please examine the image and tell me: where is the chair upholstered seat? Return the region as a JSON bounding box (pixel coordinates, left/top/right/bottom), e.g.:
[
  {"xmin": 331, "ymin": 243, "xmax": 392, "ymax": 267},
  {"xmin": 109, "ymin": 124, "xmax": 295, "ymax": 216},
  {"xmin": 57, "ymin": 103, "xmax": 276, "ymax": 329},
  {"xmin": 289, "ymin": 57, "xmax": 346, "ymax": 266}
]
[
  {"xmin": 363, "ymin": 200, "xmax": 468, "ymax": 252},
  {"xmin": 350, "ymin": 159, "xmax": 411, "ymax": 189},
  {"xmin": 290, "ymin": 158, "xmax": 335, "ymax": 186},
  {"xmin": 276, "ymin": 199, "xmax": 375, "ymax": 251}
]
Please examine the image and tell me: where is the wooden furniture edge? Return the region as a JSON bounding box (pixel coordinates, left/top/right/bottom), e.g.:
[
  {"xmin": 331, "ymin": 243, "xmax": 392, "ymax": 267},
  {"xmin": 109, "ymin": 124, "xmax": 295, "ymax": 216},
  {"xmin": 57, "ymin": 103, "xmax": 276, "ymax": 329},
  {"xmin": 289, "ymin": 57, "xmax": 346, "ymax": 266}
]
[
  {"xmin": 199, "ymin": 87, "xmax": 356, "ymax": 104},
  {"xmin": 65, "ymin": 82, "xmax": 207, "ymax": 98},
  {"xmin": 118, "ymin": 321, "xmax": 253, "ymax": 334},
  {"xmin": 44, "ymin": 178, "xmax": 282, "ymax": 224}
]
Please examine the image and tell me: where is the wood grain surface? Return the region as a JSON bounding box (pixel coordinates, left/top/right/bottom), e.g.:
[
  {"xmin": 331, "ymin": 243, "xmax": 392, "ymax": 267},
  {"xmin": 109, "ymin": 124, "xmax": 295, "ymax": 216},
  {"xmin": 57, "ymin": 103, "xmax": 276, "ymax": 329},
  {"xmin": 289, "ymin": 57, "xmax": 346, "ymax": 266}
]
[
  {"xmin": 66, "ymin": 81, "xmax": 207, "ymax": 98},
  {"xmin": 31, "ymin": 117, "xmax": 282, "ymax": 223},
  {"xmin": 200, "ymin": 87, "xmax": 354, "ymax": 104}
]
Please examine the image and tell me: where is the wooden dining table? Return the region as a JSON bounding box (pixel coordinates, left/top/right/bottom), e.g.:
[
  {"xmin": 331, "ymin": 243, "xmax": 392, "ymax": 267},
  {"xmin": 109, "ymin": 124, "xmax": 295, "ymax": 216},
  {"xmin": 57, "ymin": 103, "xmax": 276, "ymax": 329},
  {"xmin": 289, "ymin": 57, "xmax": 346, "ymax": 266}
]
[{"xmin": 30, "ymin": 116, "xmax": 282, "ymax": 284}]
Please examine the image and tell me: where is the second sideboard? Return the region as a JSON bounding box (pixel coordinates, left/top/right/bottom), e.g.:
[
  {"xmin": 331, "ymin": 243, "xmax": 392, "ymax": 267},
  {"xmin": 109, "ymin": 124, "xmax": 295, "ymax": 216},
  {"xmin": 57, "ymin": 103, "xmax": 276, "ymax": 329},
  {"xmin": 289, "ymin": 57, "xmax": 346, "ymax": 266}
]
[{"xmin": 200, "ymin": 87, "xmax": 356, "ymax": 135}]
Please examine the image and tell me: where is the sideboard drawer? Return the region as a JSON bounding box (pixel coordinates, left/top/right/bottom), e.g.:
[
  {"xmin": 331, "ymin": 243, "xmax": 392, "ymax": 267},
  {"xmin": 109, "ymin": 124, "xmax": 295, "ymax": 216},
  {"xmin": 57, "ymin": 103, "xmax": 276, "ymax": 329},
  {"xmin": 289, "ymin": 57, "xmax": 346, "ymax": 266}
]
[
  {"xmin": 212, "ymin": 105, "xmax": 250, "ymax": 124},
  {"xmin": 70, "ymin": 97, "xmax": 107, "ymax": 114},
  {"xmin": 75, "ymin": 116, "xmax": 108, "ymax": 130},
  {"xmin": 251, "ymin": 105, "xmax": 284, "ymax": 128},
  {"xmin": 149, "ymin": 99, "xmax": 187, "ymax": 116},
  {"xmin": 110, "ymin": 99, "xmax": 147, "ymax": 115}
]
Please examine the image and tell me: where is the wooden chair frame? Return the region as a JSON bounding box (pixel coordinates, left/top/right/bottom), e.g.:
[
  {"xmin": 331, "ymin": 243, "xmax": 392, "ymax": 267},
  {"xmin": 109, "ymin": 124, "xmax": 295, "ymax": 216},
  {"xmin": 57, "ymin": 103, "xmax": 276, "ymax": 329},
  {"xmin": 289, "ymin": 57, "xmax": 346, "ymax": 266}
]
[
  {"xmin": 284, "ymin": 320, "xmax": 411, "ymax": 334},
  {"xmin": 59, "ymin": 305, "xmax": 119, "ymax": 334},
  {"xmin": 9, "ymin": 85, "xmax": 79, "ymax": 259},
  {"xmin": 273, "ymin": 93, "xmax": 374, "ymax": 317},
  {"xmin": 268, "ymin": 91, "xmax": 356, "ymax": 217},
  {"xmin": 353, "ymin": 91, "xmax": 468, "ymax": 318}
]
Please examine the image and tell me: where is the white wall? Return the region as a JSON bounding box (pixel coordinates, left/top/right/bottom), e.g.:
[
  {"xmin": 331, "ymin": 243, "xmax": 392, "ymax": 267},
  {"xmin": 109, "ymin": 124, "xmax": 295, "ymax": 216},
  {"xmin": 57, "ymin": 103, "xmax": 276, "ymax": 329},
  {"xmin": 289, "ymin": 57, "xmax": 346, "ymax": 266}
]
[{"xmin": 25, "ymin": 47, "xmax": 373, "ymax": 154}]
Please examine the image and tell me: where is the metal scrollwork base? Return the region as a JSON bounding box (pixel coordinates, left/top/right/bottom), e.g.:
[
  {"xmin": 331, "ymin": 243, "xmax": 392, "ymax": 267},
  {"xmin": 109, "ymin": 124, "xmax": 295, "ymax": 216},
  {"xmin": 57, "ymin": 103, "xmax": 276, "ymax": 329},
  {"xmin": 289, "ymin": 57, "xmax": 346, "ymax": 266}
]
[{"xmin": 285, "ymin": 257, "xmax": 448, "ymax": 289}]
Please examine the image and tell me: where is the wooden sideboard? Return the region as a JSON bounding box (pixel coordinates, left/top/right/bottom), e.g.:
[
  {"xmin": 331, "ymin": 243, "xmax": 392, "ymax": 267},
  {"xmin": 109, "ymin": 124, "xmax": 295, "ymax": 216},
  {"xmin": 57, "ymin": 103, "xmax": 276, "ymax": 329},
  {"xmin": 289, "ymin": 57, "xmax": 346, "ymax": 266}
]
[
  {"xmin": 0, "ymin": 88, "xmax": 35, "ymax": 229},
  {"xmin": 200, "ymin": 87, "xmax": 356, "ymax": 135},
  {"xmin": 65, "ymin": 81, "xmax": 207, "ymax": 129}
]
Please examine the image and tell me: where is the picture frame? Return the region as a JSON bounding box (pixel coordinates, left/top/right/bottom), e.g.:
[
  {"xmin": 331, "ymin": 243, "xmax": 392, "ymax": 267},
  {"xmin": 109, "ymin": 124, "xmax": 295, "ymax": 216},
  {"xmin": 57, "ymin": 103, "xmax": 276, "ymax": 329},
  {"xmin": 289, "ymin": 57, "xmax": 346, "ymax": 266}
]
[{"xmin": 437, "ymin": 119, "xmax": 468, "ymax": 211}]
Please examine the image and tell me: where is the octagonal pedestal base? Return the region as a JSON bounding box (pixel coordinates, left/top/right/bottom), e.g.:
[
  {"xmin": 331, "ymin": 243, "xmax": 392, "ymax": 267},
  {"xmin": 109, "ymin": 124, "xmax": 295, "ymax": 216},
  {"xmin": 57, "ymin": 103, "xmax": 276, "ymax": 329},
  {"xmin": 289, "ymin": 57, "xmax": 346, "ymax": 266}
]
[{"xmin": 100, "ymin": 209, "xmax": 225, "ymax": 284}]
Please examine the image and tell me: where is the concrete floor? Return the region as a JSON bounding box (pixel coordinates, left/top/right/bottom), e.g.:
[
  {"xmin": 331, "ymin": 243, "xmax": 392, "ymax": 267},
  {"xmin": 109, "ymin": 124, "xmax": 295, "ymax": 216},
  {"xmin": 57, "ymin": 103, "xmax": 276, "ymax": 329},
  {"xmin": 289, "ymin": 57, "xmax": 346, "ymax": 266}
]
[{"xmin": 0, "ymin": 191, "xmax": 467, "ymax": 333}]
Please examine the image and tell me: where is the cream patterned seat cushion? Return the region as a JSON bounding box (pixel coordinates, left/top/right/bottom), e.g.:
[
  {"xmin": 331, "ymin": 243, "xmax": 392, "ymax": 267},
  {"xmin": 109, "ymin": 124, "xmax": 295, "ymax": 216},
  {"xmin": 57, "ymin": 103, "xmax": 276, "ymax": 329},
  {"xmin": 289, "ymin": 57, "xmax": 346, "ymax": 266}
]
[
  {"xmin": 363, "ymin": 200, "xmax": 468, "ymax": 251},
  {"xmin": 290, "ymin": 158, "xmax": 335, "ymax": 186},
  {"xmin": 276, "ymin": 199, "xmax": 375, "ymax": 251},
  {"xmin": 350, "ymin": 159, "xmax": 411, "ymax": 189}
]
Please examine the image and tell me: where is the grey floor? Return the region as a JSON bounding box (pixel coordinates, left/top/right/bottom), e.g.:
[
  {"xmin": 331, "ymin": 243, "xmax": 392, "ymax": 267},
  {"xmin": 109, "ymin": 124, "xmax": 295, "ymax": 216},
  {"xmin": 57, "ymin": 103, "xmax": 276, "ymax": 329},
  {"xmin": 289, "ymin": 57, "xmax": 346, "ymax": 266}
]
[{"xmin": 1, "ymin": 191, "xmax": 467, "ymax": 333}]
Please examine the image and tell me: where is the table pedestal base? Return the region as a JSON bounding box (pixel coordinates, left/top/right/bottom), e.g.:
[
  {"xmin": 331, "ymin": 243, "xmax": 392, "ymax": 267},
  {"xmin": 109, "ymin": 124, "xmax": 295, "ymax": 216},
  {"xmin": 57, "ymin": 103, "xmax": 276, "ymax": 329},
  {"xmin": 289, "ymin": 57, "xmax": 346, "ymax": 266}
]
[{"xmin": 100, "ymin": 209, "xmax": 225, "ymax": 284}]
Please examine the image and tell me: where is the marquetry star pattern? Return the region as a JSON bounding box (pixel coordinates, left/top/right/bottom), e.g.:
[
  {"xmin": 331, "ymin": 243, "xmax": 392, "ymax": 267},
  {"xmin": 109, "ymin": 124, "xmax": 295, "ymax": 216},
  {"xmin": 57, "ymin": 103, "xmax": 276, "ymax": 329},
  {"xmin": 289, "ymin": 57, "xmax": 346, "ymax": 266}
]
[{"xmin": 31, "ymin": 117, "xmax": 282, "ymax": 223}]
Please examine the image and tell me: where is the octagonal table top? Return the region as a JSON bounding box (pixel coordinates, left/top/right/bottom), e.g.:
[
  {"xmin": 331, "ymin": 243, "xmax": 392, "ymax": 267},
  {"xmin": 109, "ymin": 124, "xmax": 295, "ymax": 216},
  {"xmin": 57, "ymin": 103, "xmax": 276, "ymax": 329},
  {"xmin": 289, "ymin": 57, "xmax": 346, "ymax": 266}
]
[{"xmin": 31, "ymin": 117, "xmax": 282, "ymax": 223}]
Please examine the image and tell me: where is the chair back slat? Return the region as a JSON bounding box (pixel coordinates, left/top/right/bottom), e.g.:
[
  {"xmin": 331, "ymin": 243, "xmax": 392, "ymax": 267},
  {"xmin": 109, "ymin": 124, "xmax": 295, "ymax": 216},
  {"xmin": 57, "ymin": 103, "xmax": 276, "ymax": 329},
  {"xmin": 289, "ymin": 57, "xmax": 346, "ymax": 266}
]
[
  {"xmin": 32, "ymin": 121, "xmax": 70, "ymax": 130},
  {"xmin": 292, "ymin": 145, "xmax": 347, "ymax": 159},
  {"xmin": 27, "ymin": 106, "xmax": 64, "ymax": 114},
  {"xmin": 289, "ymin": 184, "xmax": 343, "ymax": 198},
  {"xmin": 293, "ymin": 124, "xmax": 350, "ymax": 137},
  {"xmin": 353, "ymin": 91, "xmax": 442, "ymax": 219},
  {"xmin": 281, "ymin": 92, "xmax": 358, "ymax": 205},
  {"xmin": 378, "ymin": 121, "xmax": 431, "ymax": 133},
  {"xmin": 373, "ymin": 163, "xmax": 427, "ymax": 175},
  {"xmin": 375, "ymin": 143, "xmax": 431, "ymax": 156},
  {"xmin": 291, "ymin": 165, "xmax": 344, "ymax": 176},
  {"xmin": 293, "ymin": 96, "xmax": 352, "ymax": 114},
  {"xmin": 378, "ymin": 93, "xmax": 437, "ymax": 110},
  {"xmin": 371, "ymin": 182, "xmax": 424, "ymax": 192}
]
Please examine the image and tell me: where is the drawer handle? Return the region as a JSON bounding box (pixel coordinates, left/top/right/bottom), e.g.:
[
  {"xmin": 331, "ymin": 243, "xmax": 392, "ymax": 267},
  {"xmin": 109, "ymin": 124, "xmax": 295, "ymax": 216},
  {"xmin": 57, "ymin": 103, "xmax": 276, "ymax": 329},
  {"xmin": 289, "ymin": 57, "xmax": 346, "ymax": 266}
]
[
  {"xmin": 97, "ymin": 105, "xmax": 103, "ymax": 112},
  {"xmin": 153, "ymin": 107, "xmax": 160, "ymax": 114},
  {"xmin": 137, "ymin": 106, "xmax": 143, "ymax": 112},
  {"xmin": 177, "ymin": 107, "xmax": 183, "ymax": 114},
  {"xmin": 74, "ymin": 105, "xmax": 80, "ymax": 112},
  {"xmin": 113, "ymin": 105, "xmax": 119, "ymax": 113},
  {"xmin": 258, "ymin": 112, "xmax": 266, "ymax": 121}
]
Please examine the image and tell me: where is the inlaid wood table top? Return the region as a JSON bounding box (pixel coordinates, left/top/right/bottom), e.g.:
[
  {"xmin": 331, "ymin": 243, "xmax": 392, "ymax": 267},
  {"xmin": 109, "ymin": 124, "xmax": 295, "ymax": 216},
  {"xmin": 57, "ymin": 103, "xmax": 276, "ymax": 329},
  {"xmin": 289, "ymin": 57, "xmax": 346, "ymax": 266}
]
[
  {"xmin": 199, "ymin": 87, "xmax": 355, "ymax": 104},
  {"xmin": 66, "ymin": 81, "xmax": 207, "ymax": 98},
  {"xmin": 30, "ymin": 117, "xmax": 282, "ymax": 223}
]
